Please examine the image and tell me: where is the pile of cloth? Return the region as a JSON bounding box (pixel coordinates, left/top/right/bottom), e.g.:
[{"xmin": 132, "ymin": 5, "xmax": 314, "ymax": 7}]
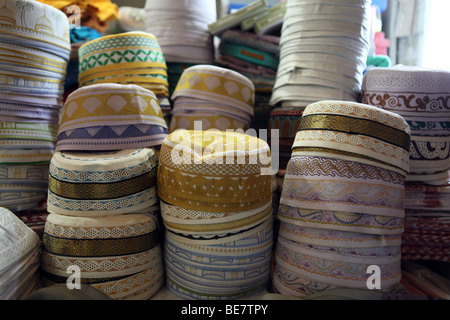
[
  {"xmin": 212, "ymin": 1, "xmax": 286, "ymax": 130},
  {"xmin": 269, "ymin": 0, "xmax": 371, "ymax": 108}
]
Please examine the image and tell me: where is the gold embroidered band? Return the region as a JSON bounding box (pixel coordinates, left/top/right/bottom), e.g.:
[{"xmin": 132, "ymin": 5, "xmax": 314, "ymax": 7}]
[
  {"xmin": 48, "ymin": 168, "xmax": 157, "ymax": 200},
  {"xmin": 58, "ymin": 83, "xmax": 166, "ymax": 135},
  {"xmin": 42, "ymin": 231, "xmax": 159, "ymax": 257},
  {"xmin": 299, "ymin": 113, "xmax": 410, "ymax": 151}
]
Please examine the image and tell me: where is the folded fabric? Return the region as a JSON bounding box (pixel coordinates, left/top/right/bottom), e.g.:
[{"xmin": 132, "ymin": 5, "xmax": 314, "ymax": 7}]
[
  {"xmin": 291, "ymin": 100, "xmax": 411, "ymax": 175},
  {"xmin": 70, "ymin": 26, "xmax": 102, "ymax": 43},
  {"xmin": 219, "ymin": 29, "xmax": 280, "ymax": 70},
  {"xmin": 78, "ymin": 31, "xmax": 168, "ymax": 97},
  {"xmin": 37, "ymin": 0, "xmax": 119, "ymax": 23},
  {"xmin": 208, "ymin": 0, "xmax": 268, "ymax": 36}
]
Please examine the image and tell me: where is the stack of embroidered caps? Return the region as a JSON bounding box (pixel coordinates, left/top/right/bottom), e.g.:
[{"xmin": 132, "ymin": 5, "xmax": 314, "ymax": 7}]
[
  {"xmin": 77, "ymin": 31, "xmax": 171, "ymax": 123},
  {"xmin": 361, "ymin": 66, "xmax": 450, "ymax": 185},
  {"xmin": 216, "ymin": 22, "xmax": 281, "ymax": 91},
  {"xmin": 0, "ymin": 0, "xmax": 70, "ymax": 212},
  {"xmin": 0, "ymin": 207, "xmax": 42, "ymax": 300},
  {"xmin": 144, "ymin": 0, "xmax": 216, "ymax": 65},
  {"xmin": 360, "ymin": 66, "xmax": 450, "ymax": 263},
  {"xmin": 269, "ymin": 0, "xmax": 371, "ymax": 108},
  {"xmin": 169, "ymin": 65, "xmax": 255, "ymax": 132},
  {"xmin": 40, "ymin": 84, "xmax": 167, "ymax": 300},
  {"xmin": 401, "ymin": 182, "xmax": 450, "ymax": 262},
  {"xmin": 272, "ymin": 100, "xmax": 411, "ymax": 296},
  {"xmin": 157, "ymin": 129, "xmax": 274, "ymax": 299}
]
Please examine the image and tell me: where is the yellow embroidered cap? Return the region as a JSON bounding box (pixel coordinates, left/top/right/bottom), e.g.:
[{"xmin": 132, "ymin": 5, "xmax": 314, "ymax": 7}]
[
  {"xmin": 78, "ymin": 32, "xmax": 168, "ymax": 94},
  {"xmin": 157, "ymin": 129, "xmax": 272, "ymax": 213},
  {"xmin": 171, "ymin": 64, "xmax": 255, "ymax": 116}
]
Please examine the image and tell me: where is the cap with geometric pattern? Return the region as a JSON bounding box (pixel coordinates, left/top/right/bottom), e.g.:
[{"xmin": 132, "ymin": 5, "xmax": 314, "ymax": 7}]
[{"xmin": 56, "ymin": 83, "xmax": 168, "ymax": 151}]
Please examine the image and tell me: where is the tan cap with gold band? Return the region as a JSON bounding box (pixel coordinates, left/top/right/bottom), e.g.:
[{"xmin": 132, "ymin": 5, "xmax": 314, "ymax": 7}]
[{"xmin": 157, "ymin": 129, "xmax": 272, "ymax": 213}]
